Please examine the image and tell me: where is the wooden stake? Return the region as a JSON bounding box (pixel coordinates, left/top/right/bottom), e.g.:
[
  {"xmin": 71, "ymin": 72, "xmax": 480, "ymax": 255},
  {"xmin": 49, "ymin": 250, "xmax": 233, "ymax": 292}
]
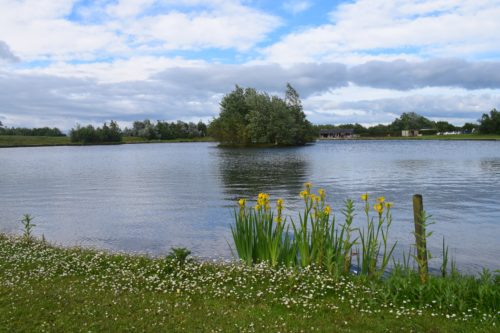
[{"xmin": 413, "ymin": 194, "xmax": 428, "ymax": 283}]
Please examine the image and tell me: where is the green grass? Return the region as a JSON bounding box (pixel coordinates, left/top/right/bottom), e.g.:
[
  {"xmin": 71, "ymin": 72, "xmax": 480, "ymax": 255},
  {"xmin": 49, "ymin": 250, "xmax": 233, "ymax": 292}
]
[
  {"xmin": 0, "ymin": 135, "xmax": 215, "ymax": 148},
  {"xmin": 0, "ymin": 135, "xmax": 71, "ymax": 147},
  {"xmin": 0, "ymin": 235, "xmax": 497, "ymax": 332}
]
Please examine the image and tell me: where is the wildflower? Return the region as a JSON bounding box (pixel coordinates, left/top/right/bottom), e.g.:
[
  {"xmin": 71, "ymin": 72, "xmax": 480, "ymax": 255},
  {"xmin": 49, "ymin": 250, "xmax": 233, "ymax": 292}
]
[
  {"xmin": 299, "ymin": 190, "xmax": 308, "ymax": 199},
  {"xmin": 377, "ymin": 196, "xmax": 385, "ymax": 203},
  {"xmin": 277, "ymin": 198, "xmax": 284, "ymax": 210},
  {"xmin": 324, "ymin": 205, "xmax": 331, "ymax": 215},
  {"xmin": 385, "ymin": 202, "xmax": 393, "ymax": 209},
  {"xmin": 318, "ymin": 189, "xmax": 326, "ymax": 201},
  {"xmin": 310, "ymin": 194, "xmax": 320, "ymax": 203},
  {"xmin": 361, "ymin": 193, "xmax": 368, "ymax": 201},
  {"xmin": 304, "ymin": 182, "xmax": 312, "ymax": 194},
  {"xmin": 373, "ymin": 203, "xmax": 384, "ymax": 214},
  {"xmin": 238, "ymin": 199, "xmax": 246, "ymax": 208}
]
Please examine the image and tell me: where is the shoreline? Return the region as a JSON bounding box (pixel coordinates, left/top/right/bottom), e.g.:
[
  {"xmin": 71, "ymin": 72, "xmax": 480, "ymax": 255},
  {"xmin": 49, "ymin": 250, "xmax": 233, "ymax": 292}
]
[
  {"xmin": 0, "ymin": 136, "xmax": 216, "ymax": 148},
  {"xmin": 2, "ymin": 134, "xmax": 499, "ymax": 148}
]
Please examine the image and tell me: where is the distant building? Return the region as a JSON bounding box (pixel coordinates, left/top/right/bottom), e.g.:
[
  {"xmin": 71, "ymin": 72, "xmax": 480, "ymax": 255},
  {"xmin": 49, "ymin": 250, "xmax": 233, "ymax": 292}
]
[
  {"xmin": 319, "ymin": 129, "xmax": 354, "ymax": 139},
  {"xmin": 401, "ymin": 130, "xmax": 420, "ymax": 137}
]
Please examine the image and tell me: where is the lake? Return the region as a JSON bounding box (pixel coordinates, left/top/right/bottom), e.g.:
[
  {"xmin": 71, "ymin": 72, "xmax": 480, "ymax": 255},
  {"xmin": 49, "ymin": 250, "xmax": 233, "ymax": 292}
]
[{"xmin": 0, "ymin": 140, "xmax": 499, "ymax": 273}]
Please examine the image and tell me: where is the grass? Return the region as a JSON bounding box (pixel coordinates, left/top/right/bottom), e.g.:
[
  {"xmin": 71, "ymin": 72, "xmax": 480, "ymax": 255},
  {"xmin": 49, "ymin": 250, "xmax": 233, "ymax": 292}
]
[
  {"xmin": 0, "ymin": 135, "xmax": 215, "ymax": 148},
  {"xmin": 0, "ymin": 234, "xmax": 498, "ymax": 332}
]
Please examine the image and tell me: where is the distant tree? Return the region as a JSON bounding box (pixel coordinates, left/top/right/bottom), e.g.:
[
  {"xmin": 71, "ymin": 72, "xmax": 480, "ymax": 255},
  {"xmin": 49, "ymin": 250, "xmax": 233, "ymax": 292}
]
[
  {"xmin": 462, "ymin": 122, "xmax": 478, "ymax": 133},
  {"xmin": 389, "ymin": 112, "xmax": 435, "ymax": 132},
  {"xmin": 70, "ymin": 121, "xmax": 122, "ymax": 144},
  {"xmin": 478, "ymin": 109, "xmax": 500, "ymax": 134},
  {"xmin": 435, "ymin": 121, "xmax": 457, "ymax": 133}
]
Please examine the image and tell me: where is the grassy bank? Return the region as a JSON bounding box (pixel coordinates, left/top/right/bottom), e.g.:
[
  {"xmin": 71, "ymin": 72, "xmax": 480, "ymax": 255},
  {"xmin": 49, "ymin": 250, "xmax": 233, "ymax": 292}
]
[
  {"xmin": 0, "ymin": 235, "xmax": 497, "ymax": 332},
  {"xmin": 0, "ymin": 135, "xmax": 214, "ymax": 148}
]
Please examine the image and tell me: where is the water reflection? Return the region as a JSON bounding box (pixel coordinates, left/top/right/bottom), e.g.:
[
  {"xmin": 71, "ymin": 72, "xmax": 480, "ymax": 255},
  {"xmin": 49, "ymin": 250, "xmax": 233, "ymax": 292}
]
[{"xmin": 216, "ymin": 147, "xmax": 309, "ymax": 199}]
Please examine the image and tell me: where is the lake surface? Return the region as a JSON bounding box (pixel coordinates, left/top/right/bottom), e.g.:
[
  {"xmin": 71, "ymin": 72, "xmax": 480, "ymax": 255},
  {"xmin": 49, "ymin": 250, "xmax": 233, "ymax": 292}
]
[{"xmin": 1, "ymin": 140, "xmax": 499, "ymax": 273}]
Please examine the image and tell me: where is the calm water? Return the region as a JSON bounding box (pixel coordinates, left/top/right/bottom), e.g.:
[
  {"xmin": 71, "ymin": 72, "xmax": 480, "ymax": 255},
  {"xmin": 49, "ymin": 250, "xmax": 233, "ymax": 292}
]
[{"xmin": 1, "ymin": 140, "xmax": 499, "ymax": 273}]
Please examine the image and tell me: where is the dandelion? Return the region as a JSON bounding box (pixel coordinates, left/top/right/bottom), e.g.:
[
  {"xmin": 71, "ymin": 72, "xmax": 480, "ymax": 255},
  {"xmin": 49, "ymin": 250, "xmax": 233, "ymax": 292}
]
[{"xmin": 361, "ymin": 193, "xmax": 369, "ymax": 201}]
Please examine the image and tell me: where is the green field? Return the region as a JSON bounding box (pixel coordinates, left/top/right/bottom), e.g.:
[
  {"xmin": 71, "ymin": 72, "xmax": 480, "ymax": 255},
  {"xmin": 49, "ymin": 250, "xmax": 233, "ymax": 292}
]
[
  {"xmin": 0, "ymin": 235, "xmax": 497, "ymax": 332},
  {"xmin": 0, "ymin": 135, "xmax": 215, "ymax": 147}
]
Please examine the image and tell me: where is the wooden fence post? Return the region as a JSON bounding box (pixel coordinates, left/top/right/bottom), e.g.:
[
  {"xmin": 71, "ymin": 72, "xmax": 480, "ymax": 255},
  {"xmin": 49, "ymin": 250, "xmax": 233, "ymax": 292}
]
[{"xmin": 413, "ymin": 194, "xmax": 428, "ymax": 283}]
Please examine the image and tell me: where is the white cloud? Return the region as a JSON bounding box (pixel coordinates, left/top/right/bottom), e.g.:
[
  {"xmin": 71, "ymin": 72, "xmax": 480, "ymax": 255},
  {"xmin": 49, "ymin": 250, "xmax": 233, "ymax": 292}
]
[
  {"xmin": 0, "ymin": 0, "xmax": 281, "ymax": 61},
  {"xmin": 283, "ymin": 1, "xmax": 312, "ymax": 14},
  {"xmin": 263, "ymin": 0, "xmax": 500, "ymax": 64}
]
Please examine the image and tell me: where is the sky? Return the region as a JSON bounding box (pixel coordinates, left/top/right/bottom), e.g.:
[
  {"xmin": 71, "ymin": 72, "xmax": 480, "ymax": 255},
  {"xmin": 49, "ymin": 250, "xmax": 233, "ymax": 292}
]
[{"xmin": 1, "ymin": 0, "xmax": 500, "ymax": 130}]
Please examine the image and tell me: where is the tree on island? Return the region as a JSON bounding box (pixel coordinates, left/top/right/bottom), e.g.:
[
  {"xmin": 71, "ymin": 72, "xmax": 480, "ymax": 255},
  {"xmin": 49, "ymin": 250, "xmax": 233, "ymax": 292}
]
[
  {"xmin": 208, "ymin": 84, "xmax": 315, "ymax": 146},
  {"xmin": 479, "ymin": 109, "xmax": 500, "ymax": 134}
]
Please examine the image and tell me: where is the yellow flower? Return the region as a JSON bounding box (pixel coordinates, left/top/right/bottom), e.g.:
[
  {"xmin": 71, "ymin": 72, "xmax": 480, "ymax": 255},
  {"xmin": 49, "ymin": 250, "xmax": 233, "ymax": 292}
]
[
  {"xmin": 385, "ymin": 202, "xmax": 394, "ymax": 209},
  {"xmin": 299, "ymin": 190, "xmax": 308, "ymax": 199},
  {"xmin": 276, "ymin": 198, "xmax": 284, "ymax": 209},
  {"xmin": 377, "ymin": 196, "xmax": 385, "ymax": 203},
  {"xmin": 254, "ymin": 204, "xmax": 261, "ymax": 211},
  {"xmin": 304, "ymin": 182, "xmax": 312, "ymax": 194},
  {"xmin": 310, "ymin": 194, "xmax": 320, "ymax": 203},
  {"xmin": 324, "ymin": 205, "xmax": 331, "ymax": 215},
  {"xmin": 238, "ymin": 198, "xmax": 246, "ymax": 208},
  {"xmin": 318, "ymin": 189, "xmax": 326, "ymax": 200},
  {"xmin": 373, "ymin": 203, "xmax": 384, "ymax": 214},
  {"xmin": 361, "ymin": 193, "xmax": 369, "ymax": 201}
]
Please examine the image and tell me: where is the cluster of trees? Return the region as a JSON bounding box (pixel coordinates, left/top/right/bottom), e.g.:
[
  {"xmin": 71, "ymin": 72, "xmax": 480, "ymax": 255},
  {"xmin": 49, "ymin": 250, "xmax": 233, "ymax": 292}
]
[
  {"xmin": 208, "ymin": 84, "xmax": 315, "ymax": 146},
  {"xmin": 69, "ymin": 121, "xmax": 122, "ymax": 144},
  {"xmin": 479, "ymin": 109, "xmax": 500, "ymax": 134},
  {"xmin": 0, "ymin": 121, "xmax": 65, "ymax": 136},
  {"xmin": 123, "ymin": 120, "xmax": 208, "ymax": 140},
  {"xmin": 315, "ymin": 112, "xmax": 479, "ymax": 137}
]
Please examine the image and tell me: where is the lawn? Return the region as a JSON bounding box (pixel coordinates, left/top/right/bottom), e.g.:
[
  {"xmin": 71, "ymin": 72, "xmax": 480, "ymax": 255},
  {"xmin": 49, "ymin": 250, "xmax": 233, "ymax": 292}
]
[{"xmin": 0, "ymin": 235, "xmax": 497, "ymax": 332}]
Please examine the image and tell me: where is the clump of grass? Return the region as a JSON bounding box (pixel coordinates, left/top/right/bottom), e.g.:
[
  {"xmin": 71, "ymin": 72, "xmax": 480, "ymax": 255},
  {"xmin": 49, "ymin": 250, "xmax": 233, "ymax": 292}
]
[{"xmin": 231, "ymin": 184, "xmax": 395, "ymax": 277}]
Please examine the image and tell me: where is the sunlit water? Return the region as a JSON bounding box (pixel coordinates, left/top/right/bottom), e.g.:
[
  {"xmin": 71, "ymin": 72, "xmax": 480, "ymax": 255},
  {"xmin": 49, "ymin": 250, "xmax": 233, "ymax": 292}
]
[{"xmin": 1, "ymin": 140, "xmax": 499, "ymax": 273}]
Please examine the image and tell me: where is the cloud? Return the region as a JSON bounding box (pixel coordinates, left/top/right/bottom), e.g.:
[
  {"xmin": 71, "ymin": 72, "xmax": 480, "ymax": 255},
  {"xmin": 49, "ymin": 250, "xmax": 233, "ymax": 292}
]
[
  {"xmin": 263, "ymin": 0, "xmax": 500, "ymax": 64},
  {"xmin": 0, "ymin": 0, "xmax": 281, "ymax": 61},
  {"xmin": 283, "ymin": 1, "xmax": 312, "ymax": 14},
  {"xmin": 1, "ymin": 58, "xmax": 499, "ymax": 129},
  {"xmin": 0, "ymin": 41, "xmax": 20, "ymax": 62},
  {"xmin": 349, "ymin": 59, "xmax": 500, "ymax": 90}
]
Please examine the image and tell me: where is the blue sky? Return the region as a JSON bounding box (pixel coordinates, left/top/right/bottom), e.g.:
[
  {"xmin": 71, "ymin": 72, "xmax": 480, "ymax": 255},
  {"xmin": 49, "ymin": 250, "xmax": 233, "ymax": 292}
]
[{"xmin": 0, "ymin": 0, "xmax": 500, "ymax": 129}]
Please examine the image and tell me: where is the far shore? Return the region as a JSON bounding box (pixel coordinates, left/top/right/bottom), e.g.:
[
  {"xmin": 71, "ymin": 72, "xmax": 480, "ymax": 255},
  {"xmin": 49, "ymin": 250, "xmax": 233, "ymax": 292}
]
[
  {"xmin": 0, "ymin": 135, "xmax": 216, "ymax": 148},
  {"xmin": 1, "ymin": 133, "xmax": 499, "ymax": 148}
]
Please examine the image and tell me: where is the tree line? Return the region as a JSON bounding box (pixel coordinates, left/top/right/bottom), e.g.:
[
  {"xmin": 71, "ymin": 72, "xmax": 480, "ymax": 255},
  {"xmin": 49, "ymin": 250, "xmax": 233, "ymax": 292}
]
[
  {"xmin": 314, "ymin": 112, "xmax": 484, "ymax": 137},
  {"xmin": 208, "ymin": 84, "xmax": 315, "ymax": 146},
  {"xmin": 123, "ymin": 120, "xmax": 208, "ymax": 140},
  {"xmin": 0, "ymin": 122, "xmax": 65, "ymax": 137}
]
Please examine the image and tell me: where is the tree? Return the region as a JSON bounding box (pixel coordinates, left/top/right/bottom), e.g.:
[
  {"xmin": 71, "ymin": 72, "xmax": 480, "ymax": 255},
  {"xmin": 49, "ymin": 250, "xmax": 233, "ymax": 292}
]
[
  {"xmin": 435, "ymin": 121, "xmax": 457, "ymax": 133},
  {"xmin": 390, "ymin": 112, "xmax": 435, "ymax": 132},
  {"xmin": 478, "ymin": 109, "xmax": 500, "ymax": 134},
  {"xmin": 209, "ymin": 84, "xmax": 314, "ymax": 146}
]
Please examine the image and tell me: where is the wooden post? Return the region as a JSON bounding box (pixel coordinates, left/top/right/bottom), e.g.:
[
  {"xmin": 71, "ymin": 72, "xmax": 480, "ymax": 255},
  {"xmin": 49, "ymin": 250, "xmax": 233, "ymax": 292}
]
[{"xmin": 413, "ymin": 194, "xmax": 428, "ymax": 283}]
